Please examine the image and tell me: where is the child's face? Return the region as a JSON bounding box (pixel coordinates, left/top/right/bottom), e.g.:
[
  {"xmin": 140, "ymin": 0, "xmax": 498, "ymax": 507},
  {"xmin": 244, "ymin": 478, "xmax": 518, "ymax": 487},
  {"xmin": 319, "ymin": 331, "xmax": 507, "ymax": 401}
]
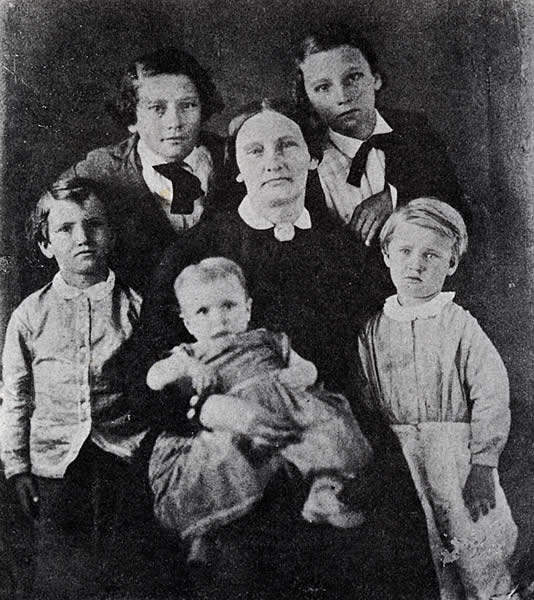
[
  {"xmin": 299, "ymin": 45, "xmax": 382, "ymax": 139},
  {"xmin": 39, "ymin": 195, "xmax": 113, "ymax": 288},
  {"xmin": 178, "ymin": 275, "xmax": 252, "ymax": 342},
  {"xmin": 129, "ymin": 73, "xmax": 202, "ymax": 161},
  {"xmin": 383, "ymin": 222, "xmax": 458, "ymax": 306}
]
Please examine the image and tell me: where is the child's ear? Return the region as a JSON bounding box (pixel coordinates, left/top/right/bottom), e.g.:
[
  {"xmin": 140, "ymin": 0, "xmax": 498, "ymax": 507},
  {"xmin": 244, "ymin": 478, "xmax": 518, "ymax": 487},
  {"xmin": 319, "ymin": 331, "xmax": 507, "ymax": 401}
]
[
  {"xmin": 246, "ymin": 297, "xmax": 252, "ymax": 314},
  {"xmin": 38, "ymin": 241, "xmax": 54, "ymax": 260},
  {"xmin": 447, "ymin": 255, "xmax": 459, "ymax": 277},
  {"xmin": 382, "ymin": 250, "xmax": 391, "ymax": 268}
]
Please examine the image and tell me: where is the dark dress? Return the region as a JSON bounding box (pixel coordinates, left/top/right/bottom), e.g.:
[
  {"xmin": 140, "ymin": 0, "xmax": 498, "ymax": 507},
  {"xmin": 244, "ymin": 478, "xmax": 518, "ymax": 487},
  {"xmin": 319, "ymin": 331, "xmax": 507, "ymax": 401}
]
[{"xmin": 132, "ymin": 208, "xmax": 438, "ymax": 599}]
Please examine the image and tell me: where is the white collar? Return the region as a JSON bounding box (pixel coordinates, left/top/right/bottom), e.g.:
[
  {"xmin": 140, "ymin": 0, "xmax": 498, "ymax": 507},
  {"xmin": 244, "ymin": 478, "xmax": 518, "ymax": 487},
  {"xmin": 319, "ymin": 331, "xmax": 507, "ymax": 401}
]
[
  {"xmin": 137, "ymin": 138, "xmax": 204, "ymax": 172},
  {"xmin": 383, "ymin": 292, "xmax": 455, "ymax": 322},
  {"xmin": 52, "ymin": 269, "xmax": 115, "ymax": 300},
  {"xmin": 238, "ymin": 195, "xmax": 311, "ymax": 235},
  {"xmin": 328, "ymin": 110, "xmax": 392, "ymax": 158}
]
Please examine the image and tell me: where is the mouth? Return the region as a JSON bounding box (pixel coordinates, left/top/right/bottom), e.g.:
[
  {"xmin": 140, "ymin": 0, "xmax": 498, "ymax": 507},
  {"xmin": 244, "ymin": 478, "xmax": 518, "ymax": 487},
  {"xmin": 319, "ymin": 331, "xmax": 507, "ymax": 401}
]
[
  {"xmin": 262, "ymin": 177, "xmax": 292, "ymax": 186},
  {"xmin": 74, "ymin": 249, "xmax": 97, "ymax": 258},
  {"xmin": 403, "ymin": 275, "xmax": 423, "ymax": 283},
  {"xmin": 163, "ymin": 136, "xmax": 189, "ymax": 143},
  {"xmin": 336, "ymin": 108, "xmax": 359, "ymax": 120}
]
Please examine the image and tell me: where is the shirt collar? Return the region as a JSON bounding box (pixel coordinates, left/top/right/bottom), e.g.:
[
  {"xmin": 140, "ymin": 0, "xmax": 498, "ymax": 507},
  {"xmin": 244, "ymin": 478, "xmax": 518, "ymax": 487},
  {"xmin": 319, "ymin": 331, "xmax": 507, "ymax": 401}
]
[
  {"xmin": 328, "ymin": 110, "xmax": 393, "ymax": 158},
  {"xmin": 52, "ymin": 269, "xmax": 115, "ymax": 301},
  {"xmin": 383, "ymin": 291, "xmax": 455, "ymax": 322},
  {"xmin": 237, "ymin": 195, "xmax": 312, "ymax": 231}
]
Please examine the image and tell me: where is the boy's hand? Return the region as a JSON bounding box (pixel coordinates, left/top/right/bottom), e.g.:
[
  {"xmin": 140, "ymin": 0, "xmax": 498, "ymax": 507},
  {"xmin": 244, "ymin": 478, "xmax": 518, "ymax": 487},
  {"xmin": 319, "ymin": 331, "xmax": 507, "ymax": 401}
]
[
  {"xmin": 12, "ymin": 473, "xmax": 39, "ymax": 520},
  {"xmin": 190, "ymin": 364, "xmax": 217, "ymax": 395},
  {"xmin": 349, "ymin": 188, "xmax": 393, "ymax": 246},
  {"xmin": 462, "ymin": 464, "xmax": 496, "ymax": 522}
]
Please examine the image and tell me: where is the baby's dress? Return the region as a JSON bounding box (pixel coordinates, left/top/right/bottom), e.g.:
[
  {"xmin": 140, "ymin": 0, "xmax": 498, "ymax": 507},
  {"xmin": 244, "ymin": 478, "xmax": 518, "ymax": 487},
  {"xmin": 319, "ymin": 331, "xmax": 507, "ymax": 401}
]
[
  {"xmin": 149, "ymin": 328, "xmax": 370, "ymax": 540},
  {"xmin": 358, "ymin": 293, "xmax": 518, "ymax": 600}
]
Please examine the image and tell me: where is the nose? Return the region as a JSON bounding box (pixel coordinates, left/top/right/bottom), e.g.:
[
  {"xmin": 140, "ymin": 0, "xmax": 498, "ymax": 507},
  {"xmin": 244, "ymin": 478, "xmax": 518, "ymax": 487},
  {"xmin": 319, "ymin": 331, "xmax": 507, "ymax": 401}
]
[
  {"xmin": 335, "ymin": 83, "xmax": 353, "ymax": 105},
  {"xmin": 72, "ymin": 223, "xmax": 90, "ymax": 245},
  {"xmin": 264, "ymin": 148, "xmax": 284, "ymax": 172},
  {"xmin": 164, "ymin": 104, "xmax": 184, "ymax": 129},
  {"xmin": 407, "ymin": 253, "xmax": 425, "ymax": 272}
]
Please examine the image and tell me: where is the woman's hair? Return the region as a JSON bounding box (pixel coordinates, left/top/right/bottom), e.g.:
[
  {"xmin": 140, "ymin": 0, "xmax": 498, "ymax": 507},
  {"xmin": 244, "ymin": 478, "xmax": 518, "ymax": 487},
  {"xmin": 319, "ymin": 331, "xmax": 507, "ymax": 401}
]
[
  {"xmin": 28, "ymin": 177, "xmax": 111, "ymax": 252},
  {"xmin": 174, "ymin": 257, "xmax": 250, "ymax": 307},
  {"xmin": 380, "ymin": 197, "xmax": 468, "ymax": 262},
  {"xmin": 225, "ymin": 97, "xmax": 325, "ymax": 183},
  {"xmin": 292, "ymin": 23, "xmax": 380, "ymax": 125},
  {"xmin": 112, "ymin": 47, "xmax": 224, "ymax": 127}
]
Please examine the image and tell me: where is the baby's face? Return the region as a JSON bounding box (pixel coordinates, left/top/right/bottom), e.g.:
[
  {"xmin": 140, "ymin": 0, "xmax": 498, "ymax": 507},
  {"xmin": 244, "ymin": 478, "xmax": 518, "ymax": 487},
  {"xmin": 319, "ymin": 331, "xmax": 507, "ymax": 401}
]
[
  {"xmin": 178, "ymin": 275, "xmax": 252, "ymax": 342},
  {"xmin": 383, "ymin": 222, "xmax": 457, "ymax": 306}
]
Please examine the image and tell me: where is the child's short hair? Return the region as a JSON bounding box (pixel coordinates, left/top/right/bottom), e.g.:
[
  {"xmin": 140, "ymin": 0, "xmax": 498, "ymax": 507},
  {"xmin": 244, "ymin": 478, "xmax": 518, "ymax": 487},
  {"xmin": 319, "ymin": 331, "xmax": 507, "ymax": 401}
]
[
  {"xmin": 28, "ymin": 177, "xmax": 111, "ymax": 257},
  {"xmin": 380, "ymin": 197, "xmax": 468, "ymax": 262},
  {"xmin": 113, "ymin": 47, "xmax": 224, "ymax": 127},
  {"xmin": 174, "ymin": 257, "xmax": 249, "ymax": 308}
]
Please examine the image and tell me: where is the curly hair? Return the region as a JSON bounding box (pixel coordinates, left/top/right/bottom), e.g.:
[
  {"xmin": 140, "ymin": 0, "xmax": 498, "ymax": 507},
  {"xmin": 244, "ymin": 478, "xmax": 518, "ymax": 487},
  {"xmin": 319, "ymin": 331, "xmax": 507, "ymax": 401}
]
[{"xmin": 111, "ymin": 47, "xmax": 224, "ymax": 128}]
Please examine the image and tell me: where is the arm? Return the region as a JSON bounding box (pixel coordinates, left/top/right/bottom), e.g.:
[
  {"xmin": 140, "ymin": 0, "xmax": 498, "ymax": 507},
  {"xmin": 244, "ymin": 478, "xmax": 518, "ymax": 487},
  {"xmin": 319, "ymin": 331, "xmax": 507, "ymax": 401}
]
[
  {"xmin": 147, "ymin": 348, "xmax": 217, "ymax": 395},
  {"xmin": 0, "ymin": 310, "xmax": 40, "ymax": 518},
  {"xmin": 278, "ymin": 349, "xmax": 318, "ymax": 388},
  {"xmin": 460, "ymin": 317, "xmax": 510, "ymax": 521}
]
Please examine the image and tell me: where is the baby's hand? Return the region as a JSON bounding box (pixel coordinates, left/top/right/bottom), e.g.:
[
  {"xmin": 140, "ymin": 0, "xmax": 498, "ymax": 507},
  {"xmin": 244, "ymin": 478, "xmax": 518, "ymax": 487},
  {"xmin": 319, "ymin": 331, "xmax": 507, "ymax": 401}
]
[
  {"xmin": 462, "ymin": 464, "xmax": 496, "ymax": 522},
  {"xmin": 190, "ymin": 363, "xmax": 217, "ymax": 395}
]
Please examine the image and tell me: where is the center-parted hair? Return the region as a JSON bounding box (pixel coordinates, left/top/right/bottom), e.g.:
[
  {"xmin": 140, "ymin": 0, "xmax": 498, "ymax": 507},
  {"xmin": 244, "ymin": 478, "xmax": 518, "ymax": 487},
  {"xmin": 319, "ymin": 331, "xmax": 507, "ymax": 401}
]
[
  {"xmin": 112, "ymin": 47, "xmax": 224, "ymax": 127},
  {"xmin": 380, "ymin": 197, "xmax": 468, "ymax": 262},
  {"xmin": 28, "ymin": 177, "xmax": 112, "ymax": 263},
  {"xmin": 225, "ymin": 97, "xmax": 325, "ymax": 183},
  {"xmin": 174, "ymin": 257, "xmax": 250, "ymax": 309}
]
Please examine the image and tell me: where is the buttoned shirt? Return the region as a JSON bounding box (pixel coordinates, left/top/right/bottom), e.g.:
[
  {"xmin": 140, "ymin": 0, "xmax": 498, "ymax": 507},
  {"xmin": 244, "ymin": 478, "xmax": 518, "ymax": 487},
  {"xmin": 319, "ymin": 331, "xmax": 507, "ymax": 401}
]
[
  {"xmin": 319, "ymin": 110, "xmax": 398, "ymax": 224},
  {"xmin": 358, "ymin": 293, "xmax": 510, "ymax": 467},
  {"xmin": 0, "ymin": 270, "xmax": 147, "ymax": 479},
  {"xmin": 137, "ymin": 139, "xmax": 213, "ymax": 232}
]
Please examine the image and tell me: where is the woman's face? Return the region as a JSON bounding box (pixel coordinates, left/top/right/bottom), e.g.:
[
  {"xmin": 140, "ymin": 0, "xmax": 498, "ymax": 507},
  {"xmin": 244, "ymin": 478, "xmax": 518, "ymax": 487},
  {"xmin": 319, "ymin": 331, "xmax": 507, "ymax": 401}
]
[{"xmin": 235, "ymin": 111, "xmax": 315, "ymax": 217}]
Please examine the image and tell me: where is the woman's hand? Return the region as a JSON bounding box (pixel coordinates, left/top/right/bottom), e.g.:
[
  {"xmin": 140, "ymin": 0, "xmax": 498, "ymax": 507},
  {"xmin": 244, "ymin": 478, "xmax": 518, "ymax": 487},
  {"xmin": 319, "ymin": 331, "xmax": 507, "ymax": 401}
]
[
  {"xmin": 11, "ymin": 473, "xmax": 40, "ymax": 520},
  {"xmin": 349, "ymin": 188, "xmax": 393, "ymax": 246},
  {"xmin": 200, "ymin": 394, "xmax": 303, "ymax": 449},
  {"xmin": 462, "ymin": 464, "xmax": 496, "ymax": 522}
]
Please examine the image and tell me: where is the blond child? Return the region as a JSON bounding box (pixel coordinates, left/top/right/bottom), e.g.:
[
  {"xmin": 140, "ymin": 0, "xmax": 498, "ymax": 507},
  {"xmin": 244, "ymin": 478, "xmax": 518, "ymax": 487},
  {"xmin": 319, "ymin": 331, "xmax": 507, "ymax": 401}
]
[
  {"xmin": 0, "ymin": 177, "xmax": 146, "ymax": 597},
  {"xmin": 147, "ymin": 257, "xmax": 372, "ymax": 560},
  {"xmin": 358, "ymin": 198, "xmax": 518, "ymax": 600}
]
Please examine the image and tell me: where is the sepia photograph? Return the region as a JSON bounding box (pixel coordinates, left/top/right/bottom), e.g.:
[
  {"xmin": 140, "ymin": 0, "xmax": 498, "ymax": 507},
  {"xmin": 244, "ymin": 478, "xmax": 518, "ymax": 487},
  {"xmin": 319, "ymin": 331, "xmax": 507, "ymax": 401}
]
[{"xmin": 0, "ymin": 1, "xmax": 533, "ymax": 598}]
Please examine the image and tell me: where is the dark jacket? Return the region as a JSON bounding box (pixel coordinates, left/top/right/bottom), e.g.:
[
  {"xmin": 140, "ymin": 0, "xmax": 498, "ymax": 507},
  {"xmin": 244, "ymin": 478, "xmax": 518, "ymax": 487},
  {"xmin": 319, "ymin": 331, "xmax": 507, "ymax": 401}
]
[{"xmin": 63, "ymin": 131, "xmax": 226, "ymax": 293}]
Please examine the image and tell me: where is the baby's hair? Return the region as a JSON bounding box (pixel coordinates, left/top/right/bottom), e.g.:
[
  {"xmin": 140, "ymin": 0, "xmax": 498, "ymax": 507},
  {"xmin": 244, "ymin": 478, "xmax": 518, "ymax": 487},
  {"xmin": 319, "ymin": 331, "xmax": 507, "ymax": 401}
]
[
  {"xmin": 380, "ymin": 197, "xmax": 468, "ymax": 262},
  {"xmin": 28, "ymin": 177, "xmax": 111, "ymax": 260},
  {"xmin": 174, "ymin": 257, "xmax": 250, "ymax": 309}
]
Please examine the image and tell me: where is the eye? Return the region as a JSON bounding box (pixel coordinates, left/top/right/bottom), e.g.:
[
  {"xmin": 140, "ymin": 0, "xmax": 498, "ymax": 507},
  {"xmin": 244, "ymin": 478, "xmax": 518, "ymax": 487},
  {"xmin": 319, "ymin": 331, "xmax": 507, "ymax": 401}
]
[
  {"xmin": 399, "ymin": 247, "xmax": 411, "ymax": 255},
  {"xmin": 57, "ymin": 224, "xmax": 72, "ymax": 233},
  {"xmin": 313, "ymin": 83, "xmax": 330, "ymax": 93},
  {"xmin": 423, "ymin": 252, "xmax": 438, "ymax": 260},
  {"xmin": 148, "ymin": 103, "xmax": 166, "ymax": 115},
  {"xmin": 222, "ymin": 301, "xmax": 236, "ymax": 310},
  {"xmin": 181, "ymin": 100, "xmax": 200, "ymax": 110},
  {"xmin": 247, "ymin": 145, "xmax": 263, "ymax": 156},
  {"xmin": 280, "ymin": 139, "xmax": 298, "ymax": 149},
  {"xmin": 345, "ymin": 72, "xmax": 364, "ymax": 85}
]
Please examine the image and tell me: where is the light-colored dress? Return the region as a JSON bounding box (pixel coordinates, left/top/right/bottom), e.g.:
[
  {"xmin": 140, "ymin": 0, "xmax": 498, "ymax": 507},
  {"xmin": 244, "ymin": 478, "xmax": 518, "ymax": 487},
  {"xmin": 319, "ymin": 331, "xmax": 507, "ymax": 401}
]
[
  {"xmin": 149, "ymin": 328, "xmax": 371, "ymax": 540},
  {"xmin": 358, "ymin": 293, "xmax": 517, "ymax": 600}
]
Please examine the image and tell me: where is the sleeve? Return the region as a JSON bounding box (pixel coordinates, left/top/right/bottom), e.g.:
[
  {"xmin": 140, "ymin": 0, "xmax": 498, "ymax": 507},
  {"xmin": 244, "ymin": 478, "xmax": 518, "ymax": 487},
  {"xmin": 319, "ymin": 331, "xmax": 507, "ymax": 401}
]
[
  {"xmin": 462, "ymin": 317, "xmax": 511, "ymax": 467},
  {"xmin": 0, "ymin": 310, "xmax": 34, "ymax": 479}
]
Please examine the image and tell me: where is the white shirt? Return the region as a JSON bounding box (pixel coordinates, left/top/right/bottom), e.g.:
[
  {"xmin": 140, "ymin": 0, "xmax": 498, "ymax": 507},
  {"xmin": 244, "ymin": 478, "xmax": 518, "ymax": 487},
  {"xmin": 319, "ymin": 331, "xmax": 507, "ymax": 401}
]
[
  {"xmin": 319, "ymin": 110, "xmax": 398, "ymax": 225},
  {"xmin": 238, "ymin": 195, "xmax": 311, "ymax": 241},
  {"xmin": 137, "ymin": 139, "xmax": 214, "ymax": 232}
]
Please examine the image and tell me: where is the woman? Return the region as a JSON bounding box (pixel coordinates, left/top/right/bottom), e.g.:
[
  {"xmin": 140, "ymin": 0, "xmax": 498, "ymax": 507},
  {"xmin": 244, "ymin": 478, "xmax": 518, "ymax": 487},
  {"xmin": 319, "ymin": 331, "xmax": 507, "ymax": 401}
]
[{"xmin": 134, "ymin": 99, "xmax": 437, "ymax": 599}]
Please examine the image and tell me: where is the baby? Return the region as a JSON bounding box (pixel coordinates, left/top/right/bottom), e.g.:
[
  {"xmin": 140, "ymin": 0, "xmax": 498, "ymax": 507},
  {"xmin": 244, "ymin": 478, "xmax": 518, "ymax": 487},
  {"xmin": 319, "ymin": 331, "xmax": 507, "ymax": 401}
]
[
  {"xmin": 358, "ymin": 198, "xmax": 518, "ymax": 600},
  {"xmin": 147, "ymin": 257, "xmax": 372, "ymax": 556}
]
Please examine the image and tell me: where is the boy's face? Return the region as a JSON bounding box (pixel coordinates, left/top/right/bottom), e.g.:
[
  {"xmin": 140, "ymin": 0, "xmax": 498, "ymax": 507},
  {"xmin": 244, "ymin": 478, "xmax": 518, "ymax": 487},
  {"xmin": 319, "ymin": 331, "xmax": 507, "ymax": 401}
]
[
  {"xmin": 299, "ymin": 45, "xmax": 382, "ymax": 140},
  {"xmin": 178, "ymin": 275, "xmax": 252, "ymax": 342},
  {"xmin": 383, "ymin": 222, "xmax": 458, "ymax": 306},
  {"xmin": 129, "ymin": 73, "xmax": 202, "ymax": 161},
  {"xmin": 39, "ymin": 195, "xmax": 113, "ymax": 288}
]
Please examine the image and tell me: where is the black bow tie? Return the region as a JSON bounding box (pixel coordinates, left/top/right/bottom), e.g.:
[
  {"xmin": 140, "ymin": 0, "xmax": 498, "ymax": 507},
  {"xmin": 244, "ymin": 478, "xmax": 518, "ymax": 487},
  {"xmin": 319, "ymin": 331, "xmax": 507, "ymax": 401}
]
[
  {"xmin": 346, "ymin": 135, "xmax": 386, "ymax": 187},
  {"xmin": 153, "ymin": 162, "xmax": 202, "ymax": 214}
]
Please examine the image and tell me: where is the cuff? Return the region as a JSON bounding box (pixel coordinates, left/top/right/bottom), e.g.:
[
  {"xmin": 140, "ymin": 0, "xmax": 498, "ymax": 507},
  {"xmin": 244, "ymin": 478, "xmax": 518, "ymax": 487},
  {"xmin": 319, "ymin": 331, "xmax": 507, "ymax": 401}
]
[
  {"xmin": 470, "ymin": 452, "xmax": 499, "ymax": 468},
  {"xmin": 388, "ymin": 183, "xmax": 398, "ymax": 210}
]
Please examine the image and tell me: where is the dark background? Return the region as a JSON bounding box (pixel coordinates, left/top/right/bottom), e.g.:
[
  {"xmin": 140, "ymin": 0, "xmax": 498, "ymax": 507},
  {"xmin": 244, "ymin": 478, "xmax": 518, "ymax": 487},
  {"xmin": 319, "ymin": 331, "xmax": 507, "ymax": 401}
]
[{"xmin": 0, "ymin": 0, "xmax": 532, "ymax": 573}]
